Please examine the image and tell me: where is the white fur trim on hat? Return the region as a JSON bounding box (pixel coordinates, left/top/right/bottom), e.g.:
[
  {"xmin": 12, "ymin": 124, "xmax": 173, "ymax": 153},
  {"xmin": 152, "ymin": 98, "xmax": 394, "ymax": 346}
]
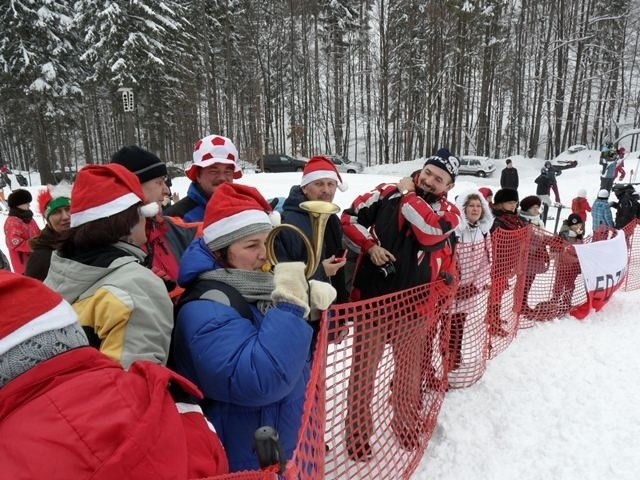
[
  {"xmin": 202, "ymin": 209, "xmax": 273, "ymax": 245},
  {"xmin": 140, "ymin": 202, "xmax": 161, "ymax": 218},
  {"xmin": 301, "ymin": 170, "xmax": 348, "ymax": 192},
  {"xmin": 0, "ymin": 300, "xmax": 78, "ymax": 356},
  {"xmin": 70, "ymin": 192, "xmax": 142, "ymax": 228}
]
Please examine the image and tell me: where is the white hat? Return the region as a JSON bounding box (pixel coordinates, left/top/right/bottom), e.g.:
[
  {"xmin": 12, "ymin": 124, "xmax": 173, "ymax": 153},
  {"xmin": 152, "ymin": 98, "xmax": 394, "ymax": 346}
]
[{"xmin": 186, "ymin": 134, "xmax": 243, "ymax": 182}]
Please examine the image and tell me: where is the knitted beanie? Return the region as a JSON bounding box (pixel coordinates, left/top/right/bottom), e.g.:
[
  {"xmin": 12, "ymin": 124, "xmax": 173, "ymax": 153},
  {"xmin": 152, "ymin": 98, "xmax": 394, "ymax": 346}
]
[
  {"xmin": 111, "ymin": 145, "xmax": 168, "ymax": 184},
  {"xmin": 0, "ymin": 272, "xmax": 88, "ymax": 388},
  {"xmin": 202, "ymin": 183, "xmax": 279, "ymax": 251},
  {"xmin": 424, "ymin": 148, "xmax": 459, "ymax": 181},
  {"xmin": 7, "ymin": 189, "xmax": 32, "ymax": 209}
]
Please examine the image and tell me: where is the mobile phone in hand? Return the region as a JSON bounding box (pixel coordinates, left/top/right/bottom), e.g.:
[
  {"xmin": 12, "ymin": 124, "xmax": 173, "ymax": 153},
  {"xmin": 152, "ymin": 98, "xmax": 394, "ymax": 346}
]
[{"xmin": 332, "ymin": 249, "xmax": 348, "ymax": 263}]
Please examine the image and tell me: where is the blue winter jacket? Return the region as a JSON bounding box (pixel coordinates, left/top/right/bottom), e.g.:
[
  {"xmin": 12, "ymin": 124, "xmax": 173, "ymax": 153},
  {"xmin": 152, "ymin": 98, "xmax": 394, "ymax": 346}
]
[
  {"xmin": 163, "ymin": 182, "xmax": 209, "ymax": 222},
  {"xmin": 591, "ymin": 198, "xmax": 614, "ymax": 231},
  {"xmin": 174, "ymin": 238, "xmax": 314, "ymax": 472}
]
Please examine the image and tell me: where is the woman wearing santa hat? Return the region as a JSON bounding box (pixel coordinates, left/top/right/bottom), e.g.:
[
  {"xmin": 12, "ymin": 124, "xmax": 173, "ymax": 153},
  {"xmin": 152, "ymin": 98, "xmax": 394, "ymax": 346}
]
[
  {"xmin": 0, "ymin": 271, "xmax": 229, "ymax": 479},
  {"xmin": 172, "ymin": 182, "xmax": 336, "ymax": 472},
  {"xmin": 44, "ymin": 164, "xmax": 174, "ymax": 368}
]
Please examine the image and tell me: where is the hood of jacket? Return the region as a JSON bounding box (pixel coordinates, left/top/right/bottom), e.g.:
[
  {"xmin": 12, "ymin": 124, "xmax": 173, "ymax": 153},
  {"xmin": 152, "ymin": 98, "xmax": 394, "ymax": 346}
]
[
  {"xmin": 45, "ymin": 241, "xmax": 146, "ymax": 304},
  {"xmin": 455, "ymin": 189, "xmax": 494, "ymax": 235},
  {"xmin": 187, "ymin": 181, "xmax": 210, "ymax": 208},
  {"xmin": 282, "ymin": 185, "xmax": 308, "ymax": 214},
  {"xmin": 178, "ymin": 237, "xmax": 222, "ymax": 287}
]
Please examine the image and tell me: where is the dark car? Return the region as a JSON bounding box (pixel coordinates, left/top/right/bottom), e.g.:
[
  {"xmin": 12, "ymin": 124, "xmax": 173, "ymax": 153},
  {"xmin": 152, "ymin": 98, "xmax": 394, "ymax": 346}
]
[{"xmin": 261, "ymin": 154, "xmax": 307, "ymax": 173}]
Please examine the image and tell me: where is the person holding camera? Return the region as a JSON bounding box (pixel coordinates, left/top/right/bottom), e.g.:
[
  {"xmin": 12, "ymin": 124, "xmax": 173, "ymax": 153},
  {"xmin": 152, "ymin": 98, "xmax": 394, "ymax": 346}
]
[{"xmin": 340, "ymin": 149, "xmax": 460, "ymax": 459}]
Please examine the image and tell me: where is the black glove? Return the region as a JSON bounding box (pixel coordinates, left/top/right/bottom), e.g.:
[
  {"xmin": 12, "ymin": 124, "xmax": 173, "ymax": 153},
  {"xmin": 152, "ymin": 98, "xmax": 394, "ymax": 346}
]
[{"xmin": 439, "ymin": 271, "xmax": 455, "ymax": 286}]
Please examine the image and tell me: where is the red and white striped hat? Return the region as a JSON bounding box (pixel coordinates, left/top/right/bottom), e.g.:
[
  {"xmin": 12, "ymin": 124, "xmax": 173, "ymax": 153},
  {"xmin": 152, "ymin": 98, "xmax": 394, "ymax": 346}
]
[
  {"xmin": 202, "ymin": 182, "xmax": 279, "ymax": 251},
  {"xmin": 186, "ymin": 134, "xmax": 243, "ymax": 182},
  {"xmin": 0, "ymin": 271, "xmax": 82, "ymax": 356},
  {"xmin": 301, "ymin": 156, "xmax": 347, "ymax": 192},
  {"xmin": 70, "ymin": 164, "xmax": 159, "ymax": 228}
]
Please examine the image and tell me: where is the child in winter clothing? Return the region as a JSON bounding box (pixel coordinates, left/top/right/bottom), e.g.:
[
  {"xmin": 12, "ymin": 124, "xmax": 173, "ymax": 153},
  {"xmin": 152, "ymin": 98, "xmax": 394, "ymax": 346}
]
[
  {"xmin": 591, "ymin": 189, "xmax": 614, "ymax": 233},
  {"xmin": 3, "ymin": 189, "xmax": 41, "ymax": 274},
  {"xmin": 571, "ymin": 189, "xmax": 591, "ymax": 223},
  {"xmin": 551, "ymin": 214, "xmax": 584, "ymax": 310}
]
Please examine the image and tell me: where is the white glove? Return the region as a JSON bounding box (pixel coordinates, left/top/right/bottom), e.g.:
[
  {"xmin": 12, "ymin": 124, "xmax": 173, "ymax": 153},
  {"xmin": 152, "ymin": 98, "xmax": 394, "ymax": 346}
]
[
  {"xmin": 308, "ymin": 280, "xmax": 337, "ymax": 321},
  {"xmin": 271, "ymin": 262, "xmax": 310, "ymax": 317}
]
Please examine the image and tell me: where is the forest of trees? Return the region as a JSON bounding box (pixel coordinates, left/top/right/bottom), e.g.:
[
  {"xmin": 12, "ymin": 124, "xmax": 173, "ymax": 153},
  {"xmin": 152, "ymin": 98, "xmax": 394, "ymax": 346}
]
[{"xmin": 1, "ymin": 0, "xmax": 639, "ymax": 185}]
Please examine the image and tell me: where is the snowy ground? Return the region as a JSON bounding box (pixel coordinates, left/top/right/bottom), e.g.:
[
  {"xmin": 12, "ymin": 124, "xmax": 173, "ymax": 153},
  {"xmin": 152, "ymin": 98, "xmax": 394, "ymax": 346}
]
[{"xmin": 1, "ymin": 149, "xmax": 639, "ymax": 479}]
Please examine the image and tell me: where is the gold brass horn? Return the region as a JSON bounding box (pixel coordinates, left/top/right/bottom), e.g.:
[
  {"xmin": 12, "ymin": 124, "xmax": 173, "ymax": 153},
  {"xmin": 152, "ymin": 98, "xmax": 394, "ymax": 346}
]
[{"xmin": 263, "ymin": 200, "xmax": 340, "ymax": 279}]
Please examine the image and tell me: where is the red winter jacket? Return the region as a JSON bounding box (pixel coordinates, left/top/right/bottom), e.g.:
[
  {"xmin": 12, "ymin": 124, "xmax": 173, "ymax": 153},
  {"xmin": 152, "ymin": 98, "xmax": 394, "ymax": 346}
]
[
  {"xmin": 342, "ymin": 178, "xmax": 460, "ymax": 300},
  {"xmin": 3, "ymin": 214, "xmax": 40, "ymax": 274},
  {"xmin": 144, "ymin": 215, "xmax": 202, "ymax": 301},
  {"xmin": 0, "ymin": 347, "xmax": 228, "ymax": 480},
  {"xmin": 571, "ymin": 197, "xmax": 591, "ymax": 223}
]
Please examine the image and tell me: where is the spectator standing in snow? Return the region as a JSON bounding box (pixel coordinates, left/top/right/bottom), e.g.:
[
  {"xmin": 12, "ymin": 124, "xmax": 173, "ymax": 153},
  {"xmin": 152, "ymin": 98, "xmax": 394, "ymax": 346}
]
[
  {"xmin": 4, "ymin": 189, "xmax": 40, "ymax": 275},
  {"xmin": 500, "ymin": 158, "xmax": 519, "ymax": 191},
  {"xmin": 163, "ymin": 134, "xmax": 242, "ymax": 222},
  {"xmin": 571, "ymin": 189, "xmax": 591, "ymax": 223},
  {"xmin": 341, "ymin": 148, "xmax": 460, "ymax": 459},
  {"xmin": 451, "ymin": 190, "xmax": 493, "ymax": 372},
  {"xmin": 534, "ymin": 169, "xmax": 553, "ymax": 224},
  {"xmin": 274, "ymin": 155, "xmax": 349, "ymax": 305},
  {"xmin": 24, "ymin": 184, "xmax": 71, "ymax": 281},
  {"xmin": 591, "ymin": 189, "xmax": 614, "ymax": 233},
  {"xmin": 551, "ymin": 214, "xmax": 584, "ymax": 311},
  {"xmin": 615, "ymin": 147, "xmax": 626, "ymax": 181},
  {"xmin": 44, "ymin": 164, "xmax": 174, "ymax": 368},
  {"xmin": 485, "ymin": 188, "xmax": 527, "ymax": 337},
  {"xmin": 172, "ymin": 183, "xmax": 336, "ymax": 472},
  {"xmin": 611, "ymin": 185, "xmax": 640, "ymax": 229},
  {"xmin": 599, "ymin": 149, "xmax": 621, "ymax": 193},
  {"xmin": 518, "ymin": 195, "xmax": 550, "ymax": 318},
  {"xmin": 111, "ymin": 146, "xmax": 201, "ymax": 301},
  {"xmin": 541, "ymin": 161, "xmax": 562, "ymax": 203},
  {"xmin": 0, "ymin": 272, "xmax": 229, "ymax": 479}
]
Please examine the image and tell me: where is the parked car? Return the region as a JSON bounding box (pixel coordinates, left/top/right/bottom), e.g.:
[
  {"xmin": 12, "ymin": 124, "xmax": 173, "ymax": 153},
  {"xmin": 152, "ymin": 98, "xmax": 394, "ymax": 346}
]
[
  {"xmin": 567, "ymin": 144, "xmax": 588, "ymax": 153},
  {"xmin": 261, "ymin": 154, "xmax": 307, "ymax": 172},
  {"xmin": 326, "ymin": 155, "xmax": 364, "ymax": 174},
  {"xmin": 549, "ymin": 158, "xmax": 578, "ymax": 170},
  {"xmin": 458, "ymin": 156, "xmax": 496, "ymax": 177}
]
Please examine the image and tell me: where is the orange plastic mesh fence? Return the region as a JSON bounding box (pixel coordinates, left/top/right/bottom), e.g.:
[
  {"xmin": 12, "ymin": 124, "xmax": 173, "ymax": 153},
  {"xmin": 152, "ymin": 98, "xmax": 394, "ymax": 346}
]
[
  {"xmin": 483, "ymin": 227, "xmax": 530, "ymax": 358},
  {"xmin": 517, "ymin": 225, "xmax": 587, "ymax": 325},
  {"xmin": 318, "ymin": 281, "xmax": 455, "ymax": 478},
  {"xmin": 622, "ymin": 221, "xmax": 640, "ymax": 291},
  {"xmin": 201, "ymin": 223, "xmax": 639, "ymax": 480}
]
